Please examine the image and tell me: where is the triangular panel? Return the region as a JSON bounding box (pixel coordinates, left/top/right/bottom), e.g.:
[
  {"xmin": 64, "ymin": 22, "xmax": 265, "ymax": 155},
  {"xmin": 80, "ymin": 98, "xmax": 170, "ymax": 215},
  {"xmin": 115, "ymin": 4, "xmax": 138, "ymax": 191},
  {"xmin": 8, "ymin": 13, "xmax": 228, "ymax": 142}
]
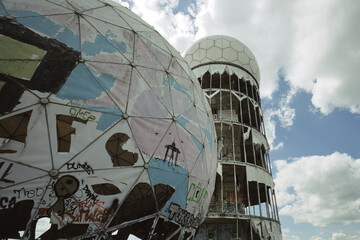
[
  {"xmin": 83, "ymin": 15, "xmax": 134, "ymax": 62},
  {"xmin": 3, "ymin": 0, "xmax": 73, "ymax": 17},
  {"xmin": 127, "ymin": 68, "xmax": 171, "ymax": 119},
  {"xmin": 129, "ymin": 117, "xmax": 172, "ymax": 163},
  {"xmin": 80, "ymin": 16, "xmax": 129, "ymax": 64},
  {"xmin": 82, "ymin": 5, "xmax": 131, "ymax": 30},
  {"xmin": 86, "ymin": 61, "xmax": 132, "ymax": 113},
  {"xmin": 133, "ymin": 34, "xmax": 165, "ymax": 71},
  {"xmin": 136, "ymin": 67, "xmax": 174, "ymax": 116},
  {"xmin": 138, "ymin": 32, "xmax": 172, "ymax": 70}
]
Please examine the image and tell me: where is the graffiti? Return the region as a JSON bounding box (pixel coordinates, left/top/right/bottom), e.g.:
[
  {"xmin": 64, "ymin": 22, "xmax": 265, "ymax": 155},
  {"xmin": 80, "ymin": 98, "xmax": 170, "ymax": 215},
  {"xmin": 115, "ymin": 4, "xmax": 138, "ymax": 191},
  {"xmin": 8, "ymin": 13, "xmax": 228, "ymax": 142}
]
[
  {"xmin": 66, "ymin": 205, "xmax": 110, "ymax": 223},
  {"xmin": 64, "ymin": 198, "xmax": 105, "ymax": 216},
  {"xmin": 167, "ymin": 202, "xmax": 202, "ymax": 228},
  {"xmin": 219, "ymin": 200, "xmax": 245, "ymax": 214},
  {"xmin": 0, "ymin": 196, "xmax": 16, "ymax": 209},
  {"xmin": 67, "ymin": 198, "xmax": 105, "ymax": 211},
  {"xmin": 208, "ymin": 200, "xmax": 222, "ymax": 213},
  {"xmin": 0, "ymin": 161, "xmax": 15, "ymax": 183},
  {"xmin": 64, "ymin": 198, "xmax": 79, "ymax": 215},
  {"xmin": 13, "ymin": 185, "xmax": 56, "ymax": 207},
  {"xmin": 14, "ymin": 186, "xmax": 46, "ymax": 199},
  {"xmin": 82, "ymin": 185, "xmax": 98, "ymax": 203},
  {"xmin": 66, "ymin": 162, "xmax": 94, "ymax": 175},
  {"xmin": 223, "ymin": 200, "xmax": 236, "ymax": 214},
  {"xmin": 164, "ymin": 142, "xmax": 181, "ymax": 166},
  {"xmin": 67, "ymin": 101, "xmax": 97, "ymax": 122},
  {"xmin": 63, "ymin": 198, "xmax": 111, "ymax": 223},
  {"xmin": 47, "ymin": 175, "xmax": 80, "ymax": 216},
  {"xmin": 186, "ymin": 182, "xmax": 208, "ymax": 206}
]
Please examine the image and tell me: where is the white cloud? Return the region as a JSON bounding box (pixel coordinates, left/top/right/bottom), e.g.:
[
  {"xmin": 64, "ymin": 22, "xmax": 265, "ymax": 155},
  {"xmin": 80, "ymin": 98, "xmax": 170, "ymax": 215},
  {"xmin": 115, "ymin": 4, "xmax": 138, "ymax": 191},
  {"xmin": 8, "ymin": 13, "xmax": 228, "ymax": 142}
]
[
  {"xmin": 310, "ymin": 237, "xmax": 325, "ymax": 240},
  {"xmin": 329, "ymin": 232, "xmax": 360, "ymax": 240},
  {"xmin": 307, "ymin": 232, "xmax": 360, "ymax": 240},
  {"xmin": 113, "ymin": 0, "xmax": 130, "ymax": 8},
  {"xmin": 35, "ymin": 218, "xmax": 51, "ymax": 239},
  {"xmin": 272, "ymin": 141, "xmax": 284, "ymax": 151},
  {"xmin": 263, "ymin": 108, "xmax": 284, "ymax": 151},
  {"xmin": 282, "ymin": 228, "xmax": 301, "ymax": 240},
  {"xmin": 331, "ymin": 233, "xmax": 348, "ymax": 240},
  {"xmin": 312, "ymin": 77, "xmax": 360, "ymax": 115},
  {"xmin": 286, "ymin": 0, "xmax": 360, "ymax": 115},
  {"xmin": 274, "ymin": 152, "xmax": 360, "ymax": 227},
  {"xmin": 128, "ymin": 234, "xmax": 141, "ymax": 240},
  {"xmin": 273, "ymin": 89, "xmax": 296, "ymax": 129},
  {"xmin": 263, "ymin": 85, "xmax": 297, "ymax": 151},
  {"xmin": 128, "ymin": 0, "xmax": 196, "ymax": 54}
]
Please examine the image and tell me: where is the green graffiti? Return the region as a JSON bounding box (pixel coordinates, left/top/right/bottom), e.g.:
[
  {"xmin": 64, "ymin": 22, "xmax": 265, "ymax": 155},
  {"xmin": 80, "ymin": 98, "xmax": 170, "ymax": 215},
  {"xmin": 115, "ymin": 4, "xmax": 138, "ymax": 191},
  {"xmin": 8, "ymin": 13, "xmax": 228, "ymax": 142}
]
[
  {"xmin": 67, "ymin": 101, "xmax": 97, "ymax": 122},
  {"xmin": 186, "ymin": 182, "xmax": 208, "ymax": 206}
]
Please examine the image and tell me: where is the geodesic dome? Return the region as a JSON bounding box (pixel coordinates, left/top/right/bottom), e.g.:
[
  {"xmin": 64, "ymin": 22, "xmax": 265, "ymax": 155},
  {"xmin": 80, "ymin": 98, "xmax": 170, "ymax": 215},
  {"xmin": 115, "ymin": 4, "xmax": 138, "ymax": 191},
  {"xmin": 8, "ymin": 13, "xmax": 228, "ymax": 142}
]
[
  {"xmin": 184, "ymin": 35, "xmax": 260, "ymax": 84},
  {"xmin": 0, "ymin": 0, "xmax": 217, "ymax": 239}
]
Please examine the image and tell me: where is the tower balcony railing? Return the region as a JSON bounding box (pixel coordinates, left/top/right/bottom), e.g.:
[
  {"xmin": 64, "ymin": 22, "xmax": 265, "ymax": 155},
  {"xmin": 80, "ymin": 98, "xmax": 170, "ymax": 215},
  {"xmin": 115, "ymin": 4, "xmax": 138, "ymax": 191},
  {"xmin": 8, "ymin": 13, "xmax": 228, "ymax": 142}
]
[
  {"xmin": 207, "ymin": 199, "xmax": 279, "ymax": 222},
  {"xmin": 208, "ymin": 200, "xmax": 246, "ymax": 215}
]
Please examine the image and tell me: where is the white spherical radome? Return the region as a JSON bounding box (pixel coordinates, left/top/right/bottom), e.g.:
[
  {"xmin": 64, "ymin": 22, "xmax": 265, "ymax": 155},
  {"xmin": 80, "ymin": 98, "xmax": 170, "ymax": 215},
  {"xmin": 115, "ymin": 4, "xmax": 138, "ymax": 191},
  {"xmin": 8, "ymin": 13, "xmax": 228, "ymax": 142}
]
[{"xmin": 184, "ymin": 35, "xmax": 260, "ymax": 84}]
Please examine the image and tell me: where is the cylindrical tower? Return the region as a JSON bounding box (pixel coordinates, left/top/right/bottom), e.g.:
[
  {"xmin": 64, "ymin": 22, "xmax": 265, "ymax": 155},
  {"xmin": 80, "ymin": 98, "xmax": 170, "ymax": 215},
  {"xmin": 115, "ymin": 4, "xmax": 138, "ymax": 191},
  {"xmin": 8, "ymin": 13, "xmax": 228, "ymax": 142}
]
[{"xmin": 184, "ymin": 35, "xmax": 282, "ymax": 240}]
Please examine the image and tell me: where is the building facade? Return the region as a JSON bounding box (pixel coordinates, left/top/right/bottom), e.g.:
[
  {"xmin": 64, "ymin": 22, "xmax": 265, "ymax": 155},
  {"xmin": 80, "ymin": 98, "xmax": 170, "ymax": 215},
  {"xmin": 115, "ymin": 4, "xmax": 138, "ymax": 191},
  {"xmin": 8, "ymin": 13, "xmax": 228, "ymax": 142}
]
[{"xmin": 184, "ymin": 35, "xmax": 282, "ymax": 240}]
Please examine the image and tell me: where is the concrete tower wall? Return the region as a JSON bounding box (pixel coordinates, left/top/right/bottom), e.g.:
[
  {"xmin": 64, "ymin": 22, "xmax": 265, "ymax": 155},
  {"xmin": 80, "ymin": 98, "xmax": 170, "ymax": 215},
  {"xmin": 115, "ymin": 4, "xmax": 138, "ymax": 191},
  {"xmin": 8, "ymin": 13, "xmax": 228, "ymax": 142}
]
[{"xmin": 185, "ymin": 35, "xmax": 282, "ymax": 240}]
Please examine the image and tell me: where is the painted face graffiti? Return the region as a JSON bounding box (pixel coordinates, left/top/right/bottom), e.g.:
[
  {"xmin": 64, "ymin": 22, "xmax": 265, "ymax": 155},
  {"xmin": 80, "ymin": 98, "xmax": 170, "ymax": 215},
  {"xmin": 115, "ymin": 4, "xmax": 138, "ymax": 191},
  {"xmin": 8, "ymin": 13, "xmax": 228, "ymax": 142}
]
[{"xmin": 47, "ymin": 175, "xmax": 80, "ymax": 216}]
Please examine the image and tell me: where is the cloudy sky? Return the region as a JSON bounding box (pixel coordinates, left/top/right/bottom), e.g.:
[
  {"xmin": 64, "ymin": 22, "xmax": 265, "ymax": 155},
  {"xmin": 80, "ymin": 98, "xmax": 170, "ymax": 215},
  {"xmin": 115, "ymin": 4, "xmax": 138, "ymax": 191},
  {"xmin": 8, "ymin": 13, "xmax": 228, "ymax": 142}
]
[{"xmin": 118, "ymin": 0, "xmax": 360, "ymax": 239}]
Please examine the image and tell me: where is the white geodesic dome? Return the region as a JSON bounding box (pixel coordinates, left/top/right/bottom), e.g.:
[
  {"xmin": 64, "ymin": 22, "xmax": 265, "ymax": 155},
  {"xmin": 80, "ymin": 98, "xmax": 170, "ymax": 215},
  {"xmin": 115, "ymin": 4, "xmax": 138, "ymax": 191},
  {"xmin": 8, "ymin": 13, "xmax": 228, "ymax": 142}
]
[
  {"xmin": 184, "ymin": 35, "xmax": 260, "ymax": 84},
  {"xmin": 0, "ymin": 1, "xmax": 217, "ymax": 239}
]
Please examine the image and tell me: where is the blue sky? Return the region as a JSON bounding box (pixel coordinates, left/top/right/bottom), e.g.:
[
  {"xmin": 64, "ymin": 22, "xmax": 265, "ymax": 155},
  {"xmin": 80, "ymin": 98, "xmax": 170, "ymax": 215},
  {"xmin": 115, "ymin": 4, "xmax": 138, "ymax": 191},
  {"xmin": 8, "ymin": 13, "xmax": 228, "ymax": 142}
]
[{"xmin": 120, "ymin": 0, "xmax": 360, "ymax": 239}]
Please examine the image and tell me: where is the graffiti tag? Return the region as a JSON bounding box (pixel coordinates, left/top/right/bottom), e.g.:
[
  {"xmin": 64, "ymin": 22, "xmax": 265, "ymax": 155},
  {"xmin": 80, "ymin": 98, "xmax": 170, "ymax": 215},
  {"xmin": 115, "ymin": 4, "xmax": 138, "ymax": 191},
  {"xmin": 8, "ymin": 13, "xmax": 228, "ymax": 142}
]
[
  {"xmin": 0, "ymin": 196, "xmax": 16, "ymax": 209},
  {"xmin": 167, "ymin": 202, "xmax": 202, "ymax": 228},
  {"xmin": 186, "ymin": 182, "xmax": 208, "ymax": 205},
  {"xmin": 65, "ymin": 205, "xmax": 109, "ymax": 223},
  {"xmin": 13, "ymin": 186, "xmax": 56, "ymax": 205},
  {"xmin": 82, "ymin": 185, "xmax": 98, "ymax": 203},
  {"xmin": 63, "ymin": 198, "xmax": 110, "ymax": 223},
  {"xmin": 66, "ymin": 162, "xmax": 94, "ymax": 175},
  {"xmin": 67, "ymin": 101, "xmax": 97, "ymax": 122}
]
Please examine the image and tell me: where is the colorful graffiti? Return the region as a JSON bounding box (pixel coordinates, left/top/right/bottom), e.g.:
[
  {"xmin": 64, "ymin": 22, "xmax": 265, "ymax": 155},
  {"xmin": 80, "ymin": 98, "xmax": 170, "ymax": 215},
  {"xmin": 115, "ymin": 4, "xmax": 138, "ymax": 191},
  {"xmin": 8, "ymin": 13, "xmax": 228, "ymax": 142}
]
[{"xmin": 0, "ymin": 0, "xmax": 217, "ymax": 239}]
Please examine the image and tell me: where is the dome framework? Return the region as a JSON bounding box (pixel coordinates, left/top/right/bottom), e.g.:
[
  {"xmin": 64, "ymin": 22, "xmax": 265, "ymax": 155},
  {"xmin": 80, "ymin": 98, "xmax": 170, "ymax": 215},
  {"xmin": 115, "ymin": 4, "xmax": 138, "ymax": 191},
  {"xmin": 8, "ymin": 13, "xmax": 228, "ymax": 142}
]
[
  {"xmin": 0, "ymin": 1, "xmax": 217, "ymax": 239},
  {"xmin": 185, "ymin": 35, "xmax": 282, "ymax": 240}
]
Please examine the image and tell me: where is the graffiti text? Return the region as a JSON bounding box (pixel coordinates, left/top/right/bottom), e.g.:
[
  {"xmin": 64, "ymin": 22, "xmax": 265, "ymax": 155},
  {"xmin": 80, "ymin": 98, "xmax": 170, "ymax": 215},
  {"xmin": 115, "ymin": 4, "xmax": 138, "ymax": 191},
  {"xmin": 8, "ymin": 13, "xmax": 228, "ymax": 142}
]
[
  {"xmin": 186, "ymin": 182, "xmax": 208, "ymax": 206},
  {"xmin": 82, "ymin": 185, "xmax": 98, "ymax": 203},
  {"xmin": 67, "ymin": 101, "xmax": 97, "ymax": 122},
  {"xmin": 167, "ymin": 202, "xmax": 201, "ymax": 228},
  {"xmin": 0, "ymin": 196, "xmax": 16, "ymax": 209},
  {"xmin": 66, "ymin": 162, "xmax": 94, "ymax": 175}
]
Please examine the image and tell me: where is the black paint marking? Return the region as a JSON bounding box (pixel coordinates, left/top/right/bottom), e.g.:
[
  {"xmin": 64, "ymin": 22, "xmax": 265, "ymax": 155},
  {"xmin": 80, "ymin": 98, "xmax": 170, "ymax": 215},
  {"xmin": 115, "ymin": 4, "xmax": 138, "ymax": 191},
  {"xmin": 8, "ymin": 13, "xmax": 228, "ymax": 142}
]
[
  {"xmin": 0, "ymin": 17, "xmax": 80, "ymax": 114},
  {"xmin": 0, "ymin": 162, "xmax": 15, "ymax": 183}
]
